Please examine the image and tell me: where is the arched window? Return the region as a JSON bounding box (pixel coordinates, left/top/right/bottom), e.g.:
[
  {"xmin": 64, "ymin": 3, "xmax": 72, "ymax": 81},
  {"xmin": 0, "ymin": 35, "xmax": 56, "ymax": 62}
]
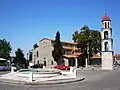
[
  {"xmin": 44, "ymin": 61, "xmax": 46, "ymax": 66},
  {"xmin": 51, "ymin": 61, "xmax": 53, "ymax": 65},
  {"xmin": 105, "ymin": 22, "xmax": 107, "ymax": 28},
  {"xmin": 105, "ymin": 42, "xmax": 109, "ymax": 51},
  {"xmin": 37, "ymin": 61, "xmax": 39, "ymax": 64},
  {"xmin": 36, "ymin": 51, "xmax": 38, "ymax": 57},
  {"xmin": 104, "ymin": 31, "xmax": 108, "ymax": 39}
]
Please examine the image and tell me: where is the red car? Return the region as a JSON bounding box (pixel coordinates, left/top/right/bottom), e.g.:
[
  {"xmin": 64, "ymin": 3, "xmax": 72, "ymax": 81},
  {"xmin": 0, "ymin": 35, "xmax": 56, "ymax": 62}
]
[{"xmin": 54, "ymin": 65, "xmax": 70, "ymax": 70}]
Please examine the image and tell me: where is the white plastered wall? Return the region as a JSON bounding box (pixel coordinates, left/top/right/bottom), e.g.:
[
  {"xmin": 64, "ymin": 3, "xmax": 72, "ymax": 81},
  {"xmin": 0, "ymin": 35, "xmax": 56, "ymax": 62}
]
[{"xmin": 102, "ymin": 52, "xmax": 113, "ymax": 70}]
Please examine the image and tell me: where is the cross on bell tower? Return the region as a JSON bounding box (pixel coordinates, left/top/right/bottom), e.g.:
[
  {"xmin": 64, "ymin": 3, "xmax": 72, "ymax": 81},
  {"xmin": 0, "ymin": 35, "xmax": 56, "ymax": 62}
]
[{"xmin": 101, "ymin": 13, "xmax": 114, "ymax": 70}]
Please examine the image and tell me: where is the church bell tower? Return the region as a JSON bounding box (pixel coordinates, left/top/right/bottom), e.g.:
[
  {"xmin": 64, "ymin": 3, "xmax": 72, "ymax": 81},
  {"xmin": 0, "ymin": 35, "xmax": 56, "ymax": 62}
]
[{"xmin": 101, "ymin": 13, "xmax": 114, "ymax": 70}]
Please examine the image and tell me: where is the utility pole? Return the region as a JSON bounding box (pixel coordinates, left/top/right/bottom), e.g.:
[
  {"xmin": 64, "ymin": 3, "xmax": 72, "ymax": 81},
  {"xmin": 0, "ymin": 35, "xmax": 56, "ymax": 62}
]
[
  {"xmin": 87, "ymin": 42, "xmax": 90, "ymax": 64},
  {"xmin": 85, "ymin": 44, "xmax": 89, "ymax": 67},
  {"xmin": 86, "ymin": 40, "xmax": 90, "ymax": 67}
]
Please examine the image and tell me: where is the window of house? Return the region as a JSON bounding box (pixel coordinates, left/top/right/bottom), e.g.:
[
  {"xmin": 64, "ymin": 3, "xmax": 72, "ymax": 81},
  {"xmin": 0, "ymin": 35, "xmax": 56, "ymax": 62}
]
[
  {"xmin": 36, "ymin": 51, "xmax": 38, "ymax": 57},
  {"xmin": 108, "ymin": 22, "xmax": 110, "ymax": 28}
]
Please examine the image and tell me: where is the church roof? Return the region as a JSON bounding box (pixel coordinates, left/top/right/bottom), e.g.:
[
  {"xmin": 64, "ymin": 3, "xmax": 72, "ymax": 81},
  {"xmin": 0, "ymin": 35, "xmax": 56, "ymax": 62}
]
[{"xmin": 39, "ymin": 38, "xmax": 77, "ymax": 45}]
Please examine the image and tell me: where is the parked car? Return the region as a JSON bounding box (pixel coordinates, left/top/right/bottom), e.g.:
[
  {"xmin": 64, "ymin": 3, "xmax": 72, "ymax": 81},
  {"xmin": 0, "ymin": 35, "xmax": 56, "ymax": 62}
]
[
  {"xmin": 54, "ymin": 65, "xmax": 70, "ymax": 70},
  {"xmin": 30, "ymin": 63, "xmax": 43, "ymax": 68}
]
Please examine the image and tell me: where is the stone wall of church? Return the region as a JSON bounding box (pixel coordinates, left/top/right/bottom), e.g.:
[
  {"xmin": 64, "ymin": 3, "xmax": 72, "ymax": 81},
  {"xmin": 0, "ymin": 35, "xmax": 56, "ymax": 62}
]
[{"xmin": 32, "ymin": 39, "xmax": 57, "ymax": 67}]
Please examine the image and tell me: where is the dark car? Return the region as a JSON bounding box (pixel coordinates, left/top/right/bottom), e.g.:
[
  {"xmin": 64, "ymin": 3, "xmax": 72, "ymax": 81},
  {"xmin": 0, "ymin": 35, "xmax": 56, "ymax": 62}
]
[{"xmin": 30, "ymin": 63, "xmax": 43, "ymax": 68}]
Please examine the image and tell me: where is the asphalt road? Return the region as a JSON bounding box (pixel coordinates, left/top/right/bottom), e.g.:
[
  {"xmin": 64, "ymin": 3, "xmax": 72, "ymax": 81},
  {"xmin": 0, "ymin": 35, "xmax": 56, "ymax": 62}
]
[{"xmin": 0, "ymin": 69, "xmax": 120, "ymax": 90}]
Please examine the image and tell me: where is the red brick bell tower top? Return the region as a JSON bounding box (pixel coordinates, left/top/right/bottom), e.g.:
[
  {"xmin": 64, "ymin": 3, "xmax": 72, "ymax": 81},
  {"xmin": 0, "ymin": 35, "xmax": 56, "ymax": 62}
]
[{"xmin": 102, "ymin": 13, "xmax": 111, "ymax": 22}]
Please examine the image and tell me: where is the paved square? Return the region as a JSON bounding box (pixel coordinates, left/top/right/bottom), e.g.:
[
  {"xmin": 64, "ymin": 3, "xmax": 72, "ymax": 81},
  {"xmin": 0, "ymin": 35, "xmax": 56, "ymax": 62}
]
[{"xmin": 0, "ymin": 69, "xmax": 120, "ymax": 90}]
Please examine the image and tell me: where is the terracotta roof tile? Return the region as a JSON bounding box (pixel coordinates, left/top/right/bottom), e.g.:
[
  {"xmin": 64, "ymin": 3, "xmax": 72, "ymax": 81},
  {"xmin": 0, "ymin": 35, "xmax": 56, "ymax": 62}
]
[
  {"xmin": 62, "ymin": 46, "xmax": 79, "ymax": 50},
  {"xmin": 39, "ymin": 38, "xmax": 77, "ymax": 44}
]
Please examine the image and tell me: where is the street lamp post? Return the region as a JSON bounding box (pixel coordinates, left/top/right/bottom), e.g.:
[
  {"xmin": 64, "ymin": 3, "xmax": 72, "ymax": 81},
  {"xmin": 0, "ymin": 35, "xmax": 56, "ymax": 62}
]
[
  {"xmin": 85, "ymin": 44, "xmax": 89, "ymax": 67},
  {"xmin": 85, "ymin": 37, "xmax": 90, "ymax": 67}
]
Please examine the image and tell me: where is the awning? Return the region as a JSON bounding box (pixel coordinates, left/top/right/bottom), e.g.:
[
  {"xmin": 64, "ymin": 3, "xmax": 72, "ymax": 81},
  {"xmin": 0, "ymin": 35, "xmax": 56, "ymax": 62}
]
[{"xmin": 63, "ymin": 55, "xmax": 79, "ymax": 58}]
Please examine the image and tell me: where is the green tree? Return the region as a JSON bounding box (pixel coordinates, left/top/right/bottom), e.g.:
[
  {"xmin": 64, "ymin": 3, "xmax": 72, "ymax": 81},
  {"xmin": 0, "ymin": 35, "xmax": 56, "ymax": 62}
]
[
  {"xmin": 0, "ymin": 39, "xmax": 12, "ymax": 59},
  {"xmin": 72, "ymin": 31, "xmax": 79, "ymax": 43},
  {"xmin": 14, "ymin": 48, "xmax": 27, "ymax": 68},
  {"xmin": 72, "ymin": 25, "xmax": 101, "ymax": 66},
  {"xmin": 52, "ymin": 31, "xmax": 64, "ymax": 65}
]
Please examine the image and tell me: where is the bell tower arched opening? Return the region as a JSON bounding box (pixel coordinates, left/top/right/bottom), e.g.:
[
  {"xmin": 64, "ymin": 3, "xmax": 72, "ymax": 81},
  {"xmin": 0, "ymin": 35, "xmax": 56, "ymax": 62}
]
[
  {"xmin": 105, "ymin": 22, "xmax": 107, "ymax": 28},
  {"xmin": 104, "ymin": 31, "xmax": 108, "ymax": 39}
]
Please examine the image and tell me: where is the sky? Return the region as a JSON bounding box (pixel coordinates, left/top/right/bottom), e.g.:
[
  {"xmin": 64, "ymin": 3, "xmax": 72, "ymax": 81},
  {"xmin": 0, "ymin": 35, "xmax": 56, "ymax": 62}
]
[{"xmin": 0, "ymin": 0, "xmax": 120, "ymax": 57}]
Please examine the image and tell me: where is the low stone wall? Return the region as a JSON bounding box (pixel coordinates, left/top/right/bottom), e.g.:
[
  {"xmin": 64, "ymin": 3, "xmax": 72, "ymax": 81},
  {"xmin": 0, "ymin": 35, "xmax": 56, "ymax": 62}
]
[{"xmin": 77, "ymin": 66, "xmax": 101, "ymax": 71}]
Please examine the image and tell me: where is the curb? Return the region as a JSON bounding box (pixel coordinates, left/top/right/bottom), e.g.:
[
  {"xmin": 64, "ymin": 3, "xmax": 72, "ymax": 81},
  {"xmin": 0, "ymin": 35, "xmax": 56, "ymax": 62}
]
[{"xmin": 0, "ymin": 77, "xmax": 85, "ymax": 85}]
